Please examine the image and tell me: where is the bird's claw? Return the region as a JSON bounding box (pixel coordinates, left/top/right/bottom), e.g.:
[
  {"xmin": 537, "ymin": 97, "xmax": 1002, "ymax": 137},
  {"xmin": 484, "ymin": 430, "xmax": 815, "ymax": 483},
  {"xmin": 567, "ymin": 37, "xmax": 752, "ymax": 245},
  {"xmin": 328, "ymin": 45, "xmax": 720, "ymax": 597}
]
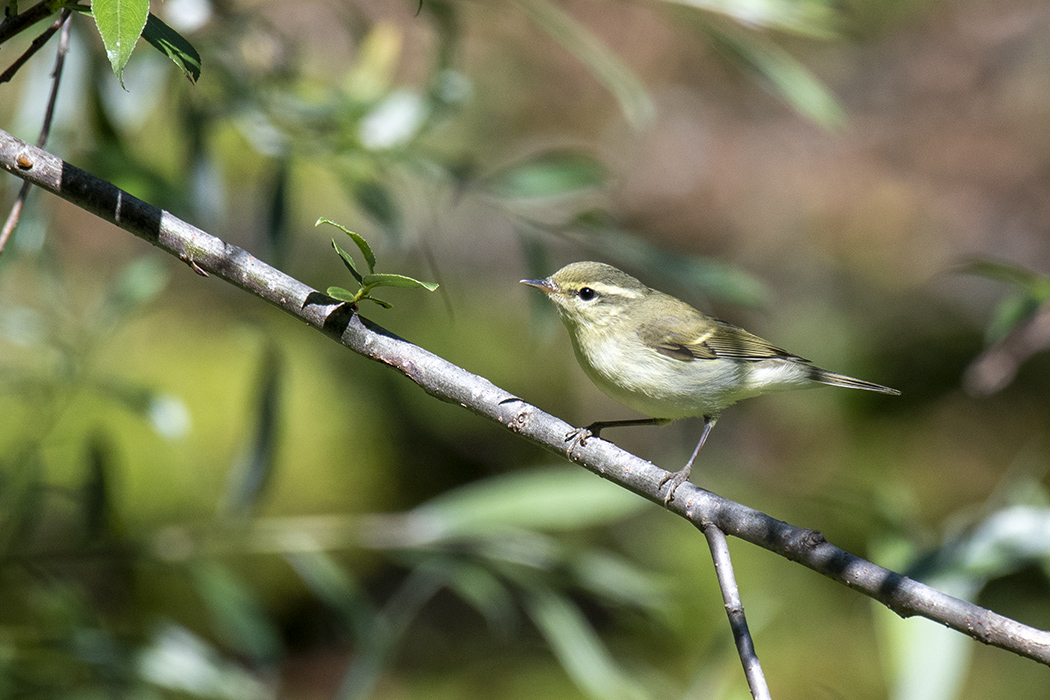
[
  {"xmin": 658, "ymin": 469, "xmax": 692, "ymax": 506},
  {"xmin": 565, "ymin": 426, "xmax": 598, "ymax": 451}
]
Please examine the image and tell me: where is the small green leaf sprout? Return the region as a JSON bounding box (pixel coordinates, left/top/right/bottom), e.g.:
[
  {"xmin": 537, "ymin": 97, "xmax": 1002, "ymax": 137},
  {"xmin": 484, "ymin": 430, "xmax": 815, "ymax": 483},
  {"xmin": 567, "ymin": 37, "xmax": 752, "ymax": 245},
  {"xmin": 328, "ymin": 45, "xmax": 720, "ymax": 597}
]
[{"xmin": 316, "ymin": 217, "xmax": 438, "ymax": 309}]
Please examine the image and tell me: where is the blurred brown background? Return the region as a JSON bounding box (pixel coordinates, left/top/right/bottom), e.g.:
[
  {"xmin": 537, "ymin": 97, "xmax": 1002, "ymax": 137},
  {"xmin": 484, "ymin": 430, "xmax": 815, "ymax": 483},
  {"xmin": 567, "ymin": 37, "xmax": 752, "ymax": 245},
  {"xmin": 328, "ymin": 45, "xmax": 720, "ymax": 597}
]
[{"xmin": 2, "ymin": 0, "xmax": 1049, "ymax": 698}]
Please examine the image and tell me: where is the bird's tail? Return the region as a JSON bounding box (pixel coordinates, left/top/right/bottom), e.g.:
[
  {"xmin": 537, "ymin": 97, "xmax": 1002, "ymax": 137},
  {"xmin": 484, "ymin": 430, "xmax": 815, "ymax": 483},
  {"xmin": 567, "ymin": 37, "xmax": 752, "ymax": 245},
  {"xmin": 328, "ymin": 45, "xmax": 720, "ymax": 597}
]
[{"xmin": 811, "ymin": 368, "xmax": 901, "ymax": 396}]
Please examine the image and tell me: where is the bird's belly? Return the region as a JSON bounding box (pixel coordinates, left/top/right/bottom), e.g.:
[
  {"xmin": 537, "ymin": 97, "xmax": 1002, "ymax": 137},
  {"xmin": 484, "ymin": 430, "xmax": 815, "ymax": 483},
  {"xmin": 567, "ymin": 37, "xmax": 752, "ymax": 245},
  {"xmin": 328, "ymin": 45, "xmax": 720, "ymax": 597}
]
[{"xmin": 576, "ymin": 340, "xmax": 814, "ymax": 419}]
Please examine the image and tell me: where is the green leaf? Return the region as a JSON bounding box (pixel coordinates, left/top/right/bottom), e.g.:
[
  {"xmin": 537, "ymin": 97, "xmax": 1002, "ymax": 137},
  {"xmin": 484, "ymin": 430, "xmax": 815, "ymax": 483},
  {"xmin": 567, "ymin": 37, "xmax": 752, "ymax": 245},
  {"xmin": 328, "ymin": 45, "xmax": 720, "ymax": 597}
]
[
  {"xmin": 987, "ymin": 292, "xmax": 1043, "ymax": 345},
  {"xmin": 440, "ymin": 561, "xmax": 518, "ymax": 636},
  {"xmin": 362, "ymin": 273, "xmax": 439, "ymax": 291},
  {"xmin": 106, "ymin": 255, "xmax": 170, "ymax": 317},
  {"xmin": 571, "ymin": 551, "xmax": 668, "ymax": 611},
  {"xmin": 958, "ymin": 258, "xmax": 1050, "ymax": 344},
  {"xmin": 327, "ymin": 286, "xmax": 359, "ymax": 303},
  {"xmin": 286, "ymin": 551, "xmax": 375, "ymax": 639},
  {"xmin": 361, "ymin": 297, "xmax": 393, "ymax": 308},
  {"xmin": 415, "ymin": 468, "xmax": 646, "ymax": 540},
  {"xmin": 958, "ymin": 258, "xmax": 1050, "ymax": 300},
  {"xmin": 516, "ymin": 0, "xmax": 653, "ymax": 129},
  {"xmin": 317, "ymin": 217, "xmax": 376, "ymax": 273},
  {"xmin": 332, "ymin": 239, "xmax": 364, "ymax": 284},
  {"xmin": 525, "ymin": 588, "xmax": 645, "ymax": 700},
  {"xmin": 700, "ymin": 21, "xmax": 846, "ymax": 129},
  {"xmin": 485, "ymin": 150, "xmax": 607, "ymax": 200},
  {"xmin": 221, "ymin": 345, "xmax": 281, "ymax": 519},
  {"xmin": 93, "ymin": 0, "xmax": 150, "ymax": 83},
  {"xmin": 83, "ymin": 435, "xmax": 115, "ymax": 540},
  {"xmin": 141, "ymin": 12, "xmax": 201, "ymax": 83},
  {"xmin": 191, "ymin": 562, "xmax": 282, "ymax": 663},
  {"xmin": 662, "ymin": 0, "xmax": 839, "ymax": 39}
]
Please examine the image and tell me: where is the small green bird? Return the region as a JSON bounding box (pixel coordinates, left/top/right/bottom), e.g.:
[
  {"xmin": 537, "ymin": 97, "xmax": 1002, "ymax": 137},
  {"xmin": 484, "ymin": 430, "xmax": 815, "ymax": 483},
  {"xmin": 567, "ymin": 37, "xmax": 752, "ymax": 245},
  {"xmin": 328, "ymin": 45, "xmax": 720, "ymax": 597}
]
[{"xmin": 522, "ymin": 261, "xmax": 900, "ymax": 504}]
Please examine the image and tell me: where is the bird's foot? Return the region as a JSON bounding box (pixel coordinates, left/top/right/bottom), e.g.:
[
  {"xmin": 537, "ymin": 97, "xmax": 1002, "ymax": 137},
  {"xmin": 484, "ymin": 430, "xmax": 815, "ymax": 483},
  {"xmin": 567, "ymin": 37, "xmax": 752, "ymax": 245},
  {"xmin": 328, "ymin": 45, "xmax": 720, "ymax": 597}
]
[
  {"xmin": 565, "ymin": 424, "xmax": 601, "ymax": 451},
  {"xmin": 658, "ymin": 467, "xmax": 693, "ymax": 506}
]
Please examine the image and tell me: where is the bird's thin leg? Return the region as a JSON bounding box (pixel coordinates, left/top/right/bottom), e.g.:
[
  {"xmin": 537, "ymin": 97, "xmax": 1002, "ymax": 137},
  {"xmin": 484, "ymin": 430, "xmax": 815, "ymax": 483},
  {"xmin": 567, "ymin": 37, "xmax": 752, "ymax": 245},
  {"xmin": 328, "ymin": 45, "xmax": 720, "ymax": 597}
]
[
  {"xmin": 659, "ymin": 415, "xmax": 717, "ymax": 505},
  {"xmin": 565, "ymin": 417, "xmax": 670, "ymax": 449}
]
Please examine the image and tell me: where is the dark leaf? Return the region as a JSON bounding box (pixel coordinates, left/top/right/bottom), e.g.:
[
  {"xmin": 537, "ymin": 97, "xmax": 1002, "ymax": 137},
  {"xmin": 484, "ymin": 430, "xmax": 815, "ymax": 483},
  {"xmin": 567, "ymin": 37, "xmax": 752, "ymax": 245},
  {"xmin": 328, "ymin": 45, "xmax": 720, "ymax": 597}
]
[
  {"xmin": 332, "ymin": 239, "xmax": 364, "ymax": 284},
  {"xmin": 141, "ymin": 12, "xmax": 202, "ymax": 83},
  {"xmin": 221, "ymin": 345, "xmax": 282, "ymax": 518},
  {"xmin": 266, "ymin": 161, "xmax": 290, "ymax": 267},
  {"xmin": 83, "ymin": 435, "xmax": 115, "ymax": 540},
  {"xmin": 286, "ymin": 551, "xmax": 376, "ymax": 639}
]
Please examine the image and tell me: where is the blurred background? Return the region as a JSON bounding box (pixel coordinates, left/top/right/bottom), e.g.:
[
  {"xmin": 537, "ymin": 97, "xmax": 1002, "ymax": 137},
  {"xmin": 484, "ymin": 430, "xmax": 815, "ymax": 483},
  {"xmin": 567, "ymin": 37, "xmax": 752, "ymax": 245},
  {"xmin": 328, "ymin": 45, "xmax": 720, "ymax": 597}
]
[{"xmin": 2, "ymin": 0, "xmax": 1050, "ymax": 698}]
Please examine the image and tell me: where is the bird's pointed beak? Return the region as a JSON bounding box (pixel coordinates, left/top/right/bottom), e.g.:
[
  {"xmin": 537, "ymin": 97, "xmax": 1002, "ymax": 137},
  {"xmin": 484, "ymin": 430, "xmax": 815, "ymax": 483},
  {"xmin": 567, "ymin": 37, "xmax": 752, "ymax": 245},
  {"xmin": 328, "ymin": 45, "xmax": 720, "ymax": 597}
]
[{"xmin": 520, "ymin": 277, "xmax": 557, "ymax": 294}]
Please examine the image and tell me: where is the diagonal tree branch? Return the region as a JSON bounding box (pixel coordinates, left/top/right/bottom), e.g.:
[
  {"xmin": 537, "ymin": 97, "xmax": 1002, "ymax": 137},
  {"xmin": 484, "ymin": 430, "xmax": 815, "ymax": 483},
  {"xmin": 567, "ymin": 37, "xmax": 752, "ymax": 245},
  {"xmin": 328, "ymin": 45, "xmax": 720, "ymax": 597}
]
[{"xmin": 2, "ymin": 127, "xmax": 1050, "ymax": 667}]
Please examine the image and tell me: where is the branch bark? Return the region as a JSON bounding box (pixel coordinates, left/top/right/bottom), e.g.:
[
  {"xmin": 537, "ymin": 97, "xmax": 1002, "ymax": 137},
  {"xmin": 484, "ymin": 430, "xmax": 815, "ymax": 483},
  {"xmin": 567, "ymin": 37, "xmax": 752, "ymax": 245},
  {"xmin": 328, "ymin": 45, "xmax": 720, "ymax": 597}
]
[
  {"xmin": 0, "ymin": 0, "xmax": 58, "ymax": 46},
  {"xmin": 0, "ymin": 8, "xmax": 69, "ymax": 253},
  {"xmin": 703, "ymin": 523, "xmax": 771, "ymax": 700},
  {"xmin": 2, "ymin": 127, "xmax": 1050, "ymax": 667}
]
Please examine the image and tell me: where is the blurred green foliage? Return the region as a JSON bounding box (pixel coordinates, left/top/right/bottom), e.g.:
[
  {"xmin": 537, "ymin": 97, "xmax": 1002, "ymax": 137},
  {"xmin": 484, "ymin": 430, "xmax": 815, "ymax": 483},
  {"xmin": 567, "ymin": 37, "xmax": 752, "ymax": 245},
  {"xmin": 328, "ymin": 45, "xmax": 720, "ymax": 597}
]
[{"xmin": 2, "ymin": 0, "xmax": 1050, "ymax": 699}]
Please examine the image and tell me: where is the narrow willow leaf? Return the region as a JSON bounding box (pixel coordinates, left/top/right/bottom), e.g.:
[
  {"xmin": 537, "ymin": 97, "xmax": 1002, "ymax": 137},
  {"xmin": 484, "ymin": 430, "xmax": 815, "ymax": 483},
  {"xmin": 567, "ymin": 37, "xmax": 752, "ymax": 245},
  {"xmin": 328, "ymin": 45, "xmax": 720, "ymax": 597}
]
[
  {"xmin": 485, "ymin": 150, "xmax": 607, "ymax": 200},
  {"xmin": 141, "ymin": 13, "xmax": 202, "ymax": 83},
  {"xmin": 416, "ymin": 468, "xmax": 645, "ymax": 538},
  {"xmin": 703, "ymin": 22, "xmax": 846, "ymax": 129},
  {"xmin": 663, "ymin": 0, "xmax": 839, "ymax": 39},
  {"xmin": 93, "ymin": 0, "xmax": 150, "ymax": 83},
  {"xmin": 317, "ymin": 217, "xmax": 376, "ymax": 273},
  {"xmin": 190, "ymin": 563, "xmax": 282, "ymax": 663},
  {"xmin": 525, "ymin": 588, "xmax": 644, "ymax": 700},
  {"xmin": 83, "ymin": 435, "xmax": 114, "ymax": 539},
  {"xmin": 362, "ymin": 273, "xmax": 439, "ymax": 291},
  {"xmin": 221, "ymin": 346, "xmax": 281, "ymax": 519},
  {"xmin": 958, "ymin": 258, "xmax": 1050, "ymax": 300},
  {"xmin": 266, "ymin": 161, "xmax": 290, "ymax": 268},
  {"xmin": 327, "ymin": 287, "xmax": 359, "ymax": 303},
  {"xmin": 515, "ymin": 0, "xmax": 653, "ymax": 129},
  {"xmin": 332, "ymin": 239, "xmax": 364, "ymax": 284},
  {"xmin": 361, "ymin": 297, "xmax": 392, "ymax": 308},
  {"xmin": 987, "ymin": 292, "xmax": 1043, "ymax": 345},
  {"xmin": 286, "ymin": 551, "xmax": 376, "ymax": 639}
]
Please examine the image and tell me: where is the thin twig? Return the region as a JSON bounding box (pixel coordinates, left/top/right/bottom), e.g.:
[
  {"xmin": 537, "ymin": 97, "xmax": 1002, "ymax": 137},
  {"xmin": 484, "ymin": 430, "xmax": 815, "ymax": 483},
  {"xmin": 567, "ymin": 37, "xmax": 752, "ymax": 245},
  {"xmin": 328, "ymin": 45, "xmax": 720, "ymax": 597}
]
[
  {"xmin": 0, "ymin": 8, "xmax": 69, "ymax": 255},
  {"xmin": 1, "ymin": 129, "xmax": 1050, "ymax": 667},
  {"xmin": 702, "ymin": 523, "xmax": 771, "ymax": 700},
  {"xmin": 0, "ymin": 7, "xmax": 64, "ymax": 84},
  {"xmin": 0, "ymin": 0, "xmax": 57, "ymax": 46}
]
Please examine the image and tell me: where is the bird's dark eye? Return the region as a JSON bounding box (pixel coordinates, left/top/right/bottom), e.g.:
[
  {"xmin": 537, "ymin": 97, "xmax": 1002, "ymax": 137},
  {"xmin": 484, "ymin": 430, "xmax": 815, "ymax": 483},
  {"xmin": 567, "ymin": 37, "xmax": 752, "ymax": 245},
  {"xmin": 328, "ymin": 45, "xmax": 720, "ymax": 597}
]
[{"xmin": 578, "ymin": 287, "xmax": 596, "ymax": 301}]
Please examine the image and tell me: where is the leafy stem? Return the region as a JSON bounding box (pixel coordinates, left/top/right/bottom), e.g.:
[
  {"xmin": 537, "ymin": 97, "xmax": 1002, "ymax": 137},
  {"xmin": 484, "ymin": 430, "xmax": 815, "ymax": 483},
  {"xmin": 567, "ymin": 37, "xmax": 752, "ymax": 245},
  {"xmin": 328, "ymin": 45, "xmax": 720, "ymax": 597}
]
[{"xmin": 317, "ymin": 217, "xmax": 438, "ymax": 309}]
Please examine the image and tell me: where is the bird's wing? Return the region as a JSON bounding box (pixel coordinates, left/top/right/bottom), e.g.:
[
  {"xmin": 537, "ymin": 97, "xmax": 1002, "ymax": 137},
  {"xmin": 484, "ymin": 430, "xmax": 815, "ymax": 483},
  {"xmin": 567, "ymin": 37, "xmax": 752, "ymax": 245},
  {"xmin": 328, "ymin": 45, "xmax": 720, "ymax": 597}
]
[{"xmin": 638, "ymin": 316, "xmax": 805, "ymax": 363}]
